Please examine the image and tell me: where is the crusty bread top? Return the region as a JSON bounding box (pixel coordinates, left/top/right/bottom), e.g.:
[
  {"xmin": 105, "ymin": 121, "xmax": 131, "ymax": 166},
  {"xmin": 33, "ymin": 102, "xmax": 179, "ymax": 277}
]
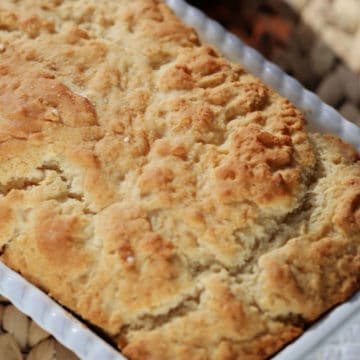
[{"xmin": 0, "ymin": 1, "xmax": 359, "ymax": 359}]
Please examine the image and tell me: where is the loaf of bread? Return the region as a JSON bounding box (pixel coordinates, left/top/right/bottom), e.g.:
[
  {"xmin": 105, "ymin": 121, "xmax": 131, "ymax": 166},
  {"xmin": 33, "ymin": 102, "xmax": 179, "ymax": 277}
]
[{"xmin": 0, "ymin": 1, "xmax": 359, "ymax": 359}]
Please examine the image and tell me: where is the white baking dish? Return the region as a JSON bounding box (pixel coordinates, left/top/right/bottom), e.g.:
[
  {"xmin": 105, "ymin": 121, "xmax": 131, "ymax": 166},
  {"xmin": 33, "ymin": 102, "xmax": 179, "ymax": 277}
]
[{"xmin": 0, "ymin": 1, "xmax": 359, "ymax": 359}]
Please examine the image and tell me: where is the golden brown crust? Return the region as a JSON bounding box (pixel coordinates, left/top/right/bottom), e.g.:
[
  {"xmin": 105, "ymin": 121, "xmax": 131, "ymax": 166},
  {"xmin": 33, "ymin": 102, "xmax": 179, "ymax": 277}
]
[{"xmin": 0, "ymin": 1, "xmax": 359, "ymax": 359}]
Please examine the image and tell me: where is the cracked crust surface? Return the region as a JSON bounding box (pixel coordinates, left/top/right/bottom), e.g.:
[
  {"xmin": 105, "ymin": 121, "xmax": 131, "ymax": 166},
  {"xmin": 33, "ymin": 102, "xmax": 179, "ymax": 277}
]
[{"xmin": 0, "ymin": 1, "xmax": 359, "ymax": 359}]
